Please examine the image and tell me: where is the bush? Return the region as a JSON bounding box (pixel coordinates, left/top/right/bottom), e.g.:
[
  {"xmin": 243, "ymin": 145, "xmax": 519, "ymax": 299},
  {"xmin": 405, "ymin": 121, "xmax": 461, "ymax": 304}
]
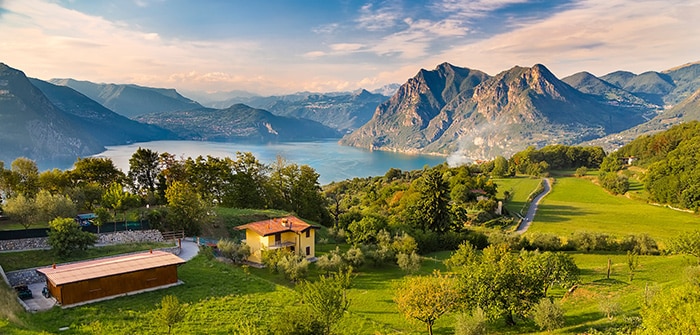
[
  {"xmin": 271, "ymin": 306, "xmax": 325, "ymax": 335},
  {"xmin": 527, "ymin": 233, "xmax": 563, "ymax": 251},
  {"xmin": 619, "ymin": 234, "xmax": 659, "ymax": 255},
  {"xmin": 278, "ymin": 253, "xmax": 309, "ymax": 282},
  {"xmin": 217, "ymin": 239, "xmax": 251, "ymax": 264},
  {"xmin": 455, "ymin": 308, "xmax": 487, "ymax": 335},
  {"xmin": 397, "ymin": 252, "xmax": 421, "ymax": 274},
  {"xmin": 47, "ymin": 217, "xmax": 97, "ymax": 257},
  {"xmin": 532, "ymin": 298, "xmax": 565, "ymax": 331},
  {"xmin": 566, "ymin": 232, "xmax": 618, "ymax": 252}
]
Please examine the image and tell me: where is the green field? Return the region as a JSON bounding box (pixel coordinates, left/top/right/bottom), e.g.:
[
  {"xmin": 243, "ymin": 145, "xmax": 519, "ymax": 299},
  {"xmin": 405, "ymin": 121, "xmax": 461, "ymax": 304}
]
[
  {"xmin": 494, "ymin": 176, "xmax": 543, "ymax": 216},
  {"xmin": 528, "ymin": 176, "xmax": 700, "ymax": 245},
  {"xmin": 2, "ymin": 175, "xmax": 699, "ymax": 334}
]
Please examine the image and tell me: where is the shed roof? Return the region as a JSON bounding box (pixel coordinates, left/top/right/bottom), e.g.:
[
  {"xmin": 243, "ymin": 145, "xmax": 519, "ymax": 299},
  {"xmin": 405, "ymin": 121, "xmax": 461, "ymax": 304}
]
[
  {"xmin": 235, "ymin": 216, "xmax": 319, "ymax": 237},
  {"xmin": 37, "ymin": 251, "xmax": 185, "ymax": 286}
]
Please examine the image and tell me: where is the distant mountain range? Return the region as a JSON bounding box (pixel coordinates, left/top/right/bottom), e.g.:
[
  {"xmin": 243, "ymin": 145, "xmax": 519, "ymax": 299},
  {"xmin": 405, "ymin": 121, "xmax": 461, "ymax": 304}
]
[
  {"xmin": 135, "ymin": 104, "xmax": 340, "ymax": 142},
  {"xmin": 48, "ymin": 78, "xmax": 203, "ymax": 118},
  {"xmin": 3, "ymin": 59, "xmax": 700, "ymax": 169},
  {"xmin": 341, "ymin": 61, "xmax": 700, "ymax": 159},
  {"xmin": 206, "ymin": 89, "xmax": 389, "ymax": 132}
]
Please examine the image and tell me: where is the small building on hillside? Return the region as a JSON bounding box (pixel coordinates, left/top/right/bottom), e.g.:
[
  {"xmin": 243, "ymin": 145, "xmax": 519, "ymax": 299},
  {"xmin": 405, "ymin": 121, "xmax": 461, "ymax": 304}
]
[
  {"xmin": 37, "ymin": 250, "xmax": 185, "ymax": 306},
  {"xmin": 235, "ymin": 216, "xmax": 319, "ymax": 264}
]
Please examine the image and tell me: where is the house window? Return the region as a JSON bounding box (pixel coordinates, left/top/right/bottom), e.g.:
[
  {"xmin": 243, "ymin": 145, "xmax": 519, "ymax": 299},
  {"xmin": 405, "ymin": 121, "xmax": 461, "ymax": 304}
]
[
  {"xmin": 274, "ymin": 233, "xmax": 281, "ymax": 244},
  {"xmin": 305, "ymin": 246, "xmax": 311, "ymax": 256},
  {"xmin": 290, "ymin": 246, "xmax": 295, "ymax": 253},
  {"xmin": 305, "ymin": 230, "xmax": 310, "ymax": 238}
]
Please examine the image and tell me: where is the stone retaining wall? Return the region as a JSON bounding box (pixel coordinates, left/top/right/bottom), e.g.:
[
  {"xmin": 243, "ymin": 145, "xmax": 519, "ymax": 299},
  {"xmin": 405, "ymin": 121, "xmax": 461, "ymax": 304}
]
[{"xmin": 0, "ymin": 230, "xmax": 166, "ymax": 251}]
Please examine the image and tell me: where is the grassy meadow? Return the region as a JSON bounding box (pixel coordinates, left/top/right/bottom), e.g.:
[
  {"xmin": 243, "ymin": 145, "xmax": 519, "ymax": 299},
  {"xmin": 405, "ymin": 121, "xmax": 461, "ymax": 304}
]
[
  {"xmin": 527, "ymin": 176, "xmax": 700, "ymax": 245},
  {"xmin": 1, "ymin": 174, "xmax": 699, "ymax": 334}
]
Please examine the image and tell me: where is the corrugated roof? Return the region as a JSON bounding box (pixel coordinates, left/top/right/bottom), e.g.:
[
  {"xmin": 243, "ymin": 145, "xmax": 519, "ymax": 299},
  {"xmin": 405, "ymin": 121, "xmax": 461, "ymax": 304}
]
[
  {"xmin": 37, "ymin": 251, "xmax": 185, "ymax": 286},
  {"xmin": 234, "ymin": 216, "xmax": 318, "ymax": 237}
]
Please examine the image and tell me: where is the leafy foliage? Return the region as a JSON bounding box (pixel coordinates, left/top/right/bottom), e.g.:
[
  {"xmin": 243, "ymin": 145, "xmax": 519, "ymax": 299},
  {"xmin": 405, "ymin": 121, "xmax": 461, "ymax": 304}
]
[
  {"xmin": 47, "ymin": 217, "xmax": 97, "ymax": 257},
  {"xmin": 217, "ymin": 239, "xmax": 251, "ymax": 264},
  {"xmin": 531, "ymin": 298, "xmax": 564, "ymax": 331},
  {"xmin": 394, "ymin": 271, "xmax": 460, "ymax": 335},
  {"xmin": 297, "ymin": 270, "xmax": 352, "ymax": 335},
  {"xmin": 155, "ymin": 295, "xmax": 187, "ymax": 335}
]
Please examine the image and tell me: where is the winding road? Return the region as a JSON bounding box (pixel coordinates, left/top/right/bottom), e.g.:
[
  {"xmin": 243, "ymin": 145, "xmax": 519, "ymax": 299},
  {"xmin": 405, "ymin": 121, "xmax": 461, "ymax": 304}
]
[{"xmin": 515, "ymin": 178, "xmax": 551, "ymax": 234}]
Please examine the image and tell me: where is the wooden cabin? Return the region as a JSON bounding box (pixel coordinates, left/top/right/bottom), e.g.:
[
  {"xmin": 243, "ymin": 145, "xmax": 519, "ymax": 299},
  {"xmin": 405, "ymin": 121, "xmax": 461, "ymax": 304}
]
[{"xmin": 37, "ymin": 250, "xmax": 185, "ymax": 306}]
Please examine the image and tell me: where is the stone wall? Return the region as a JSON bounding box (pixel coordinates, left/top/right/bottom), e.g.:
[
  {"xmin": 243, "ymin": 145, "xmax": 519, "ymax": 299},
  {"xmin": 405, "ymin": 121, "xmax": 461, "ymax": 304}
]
[{"xmin": 0, "ymin": 230, "xmax": 166, "ymax": 251}]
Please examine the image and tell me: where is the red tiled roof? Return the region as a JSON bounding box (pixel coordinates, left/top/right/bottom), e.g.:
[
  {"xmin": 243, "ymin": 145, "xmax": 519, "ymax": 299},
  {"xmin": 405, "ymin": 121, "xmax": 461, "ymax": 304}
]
[
  {"xmin": 37, "ymin": 251, "xmax": 185, "ymax": 286},
  {"xmin": 234, "ymin": 216, "xmax": 318, "ymax": 237}
]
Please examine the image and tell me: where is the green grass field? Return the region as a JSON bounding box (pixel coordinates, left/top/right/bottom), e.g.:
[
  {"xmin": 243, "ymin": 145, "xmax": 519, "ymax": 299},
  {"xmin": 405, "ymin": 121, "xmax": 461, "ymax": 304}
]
[
  {"xmin": 1, "ymin": 176, "xmax": 699, "ymax": 334},
  {"xmin": 528, "ymin": 176, "xmax": 700, "ymax": 245},
  {"xmin": 494, "ymin": 176, "xmax": 543, "ymax": 216}
]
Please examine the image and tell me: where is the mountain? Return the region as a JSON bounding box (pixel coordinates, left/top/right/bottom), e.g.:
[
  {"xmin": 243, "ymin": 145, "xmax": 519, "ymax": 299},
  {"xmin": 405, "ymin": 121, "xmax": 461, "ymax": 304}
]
[
  {"xmin": 371, "ymin": 83, "xmax": 401, "ymax": 97},
  {"xmin": 0, "ymin": 63, "xmax": 103, "ymax": 167},
  {"xmin": 341, "ymin": 63, "xmax": 648, "ymax": 160},
  {"xmin": 205, "ymin": 90, "xmax": 389, "ymax": 132},
  {"xmin": 561, "ymin": 71, "xmax": 656, "ymax": 109},
  {"xmin": 28, "ymin": 78, "xmax": 176, "ymax": 145},
  {"xmin": 584, "ymin": 86, "xmax": 700, "ymax": 151},
  {"xmin": 662, "ymin": 61, "xmax": 700, "ymax": 105},
  {"xmin": 181, "ymin": 89, "xmax": 260, "ymax": 106},
  {"xmin": 135, "ymin": 104, "xmax": 341, "ymax": 142},
  {"xmin": 48, "ymin": 79, "xmax": 202, "ymax": 118}
]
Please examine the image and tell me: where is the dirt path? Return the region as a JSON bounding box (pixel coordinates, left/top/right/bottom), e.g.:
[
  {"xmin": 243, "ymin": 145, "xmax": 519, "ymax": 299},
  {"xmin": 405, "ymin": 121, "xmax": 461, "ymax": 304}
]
[{"xmin": 515, "ymin": 178, "xmax": 551, "ymax": 234}]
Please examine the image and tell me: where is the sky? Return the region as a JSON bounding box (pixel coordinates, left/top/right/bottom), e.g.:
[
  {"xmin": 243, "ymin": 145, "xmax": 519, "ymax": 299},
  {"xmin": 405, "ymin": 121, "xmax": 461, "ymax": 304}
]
[{"xmin": 0, "ymin": 0, "xmax": 699, "ymax": 96}]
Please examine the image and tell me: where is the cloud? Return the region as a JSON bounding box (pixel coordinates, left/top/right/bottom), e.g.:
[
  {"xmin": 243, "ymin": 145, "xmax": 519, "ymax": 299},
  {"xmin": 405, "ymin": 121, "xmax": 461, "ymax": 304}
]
[
  {"xmin": 435, "ymin": 0, "xmax": 531, "ymax": 18},
  {"xmin": 355, "ymin": 2, "xmax": 402, "ymax": 31},
  {"xmin": 434, "ymin": 0, "xmax": 700, "ymax": 76}
]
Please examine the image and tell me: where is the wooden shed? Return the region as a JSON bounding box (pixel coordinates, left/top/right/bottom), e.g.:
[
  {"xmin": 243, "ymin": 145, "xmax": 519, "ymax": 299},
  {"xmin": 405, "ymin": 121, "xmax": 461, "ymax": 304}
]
[{"xmin": 37, "ymin": 251, "xmax": 185, "ymax": 306}]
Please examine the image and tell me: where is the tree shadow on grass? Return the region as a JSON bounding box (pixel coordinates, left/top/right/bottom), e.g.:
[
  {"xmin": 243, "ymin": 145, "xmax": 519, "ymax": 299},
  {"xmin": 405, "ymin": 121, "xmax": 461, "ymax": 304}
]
[{"xmin": 535, "ymin": 205, "xmax": 595, "ymax": 223}]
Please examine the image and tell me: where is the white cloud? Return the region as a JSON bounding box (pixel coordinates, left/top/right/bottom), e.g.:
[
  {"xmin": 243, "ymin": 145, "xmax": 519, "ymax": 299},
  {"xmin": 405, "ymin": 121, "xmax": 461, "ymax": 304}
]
[
  {"xmin": 356, "ymin": 2, "xmax": 402, "ymax": 31},
  {"xmin": 436, "ymin": 0, "xmax": 530, "ymax": 18},
  {"xmin": 433, "ymin": 0, "xmax": 700, "ymax": 77}
]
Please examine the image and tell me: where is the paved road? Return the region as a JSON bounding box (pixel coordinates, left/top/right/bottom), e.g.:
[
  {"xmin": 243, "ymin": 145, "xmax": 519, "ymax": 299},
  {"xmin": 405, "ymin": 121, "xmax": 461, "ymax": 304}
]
[{"xmin": 516, "ymin": 178, "xmax": 552, "ymax": 234}]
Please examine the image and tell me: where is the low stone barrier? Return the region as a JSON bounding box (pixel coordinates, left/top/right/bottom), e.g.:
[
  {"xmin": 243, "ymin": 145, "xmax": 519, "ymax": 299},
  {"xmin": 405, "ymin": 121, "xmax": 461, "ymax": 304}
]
[{"xmin": 0, "ymin": 230, "xmax": 166, "ymax": 251}]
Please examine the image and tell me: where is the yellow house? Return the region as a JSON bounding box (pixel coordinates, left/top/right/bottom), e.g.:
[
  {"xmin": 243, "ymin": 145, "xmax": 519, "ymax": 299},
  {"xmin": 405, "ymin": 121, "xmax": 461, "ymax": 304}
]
[{"xmin": 235, "ymin": 216, "xmax": 319, "ymax": 264}]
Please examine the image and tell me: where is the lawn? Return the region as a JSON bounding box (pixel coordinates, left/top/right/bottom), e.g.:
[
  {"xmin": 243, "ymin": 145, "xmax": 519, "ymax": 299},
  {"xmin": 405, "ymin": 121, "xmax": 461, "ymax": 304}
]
[
  {"xmin": 494, "ymin": 176, "xmax": 544, "ymax": 216},
  {"xmin": 528, "ymin": 176, "xmax": 700, "ymax": 245}
]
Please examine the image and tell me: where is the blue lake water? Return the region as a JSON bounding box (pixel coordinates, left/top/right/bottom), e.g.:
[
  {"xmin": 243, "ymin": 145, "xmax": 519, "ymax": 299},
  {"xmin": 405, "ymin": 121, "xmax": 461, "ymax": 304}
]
[{"xmin": 95, "ymin": 140, "xmax": 446, "ymax": 185}]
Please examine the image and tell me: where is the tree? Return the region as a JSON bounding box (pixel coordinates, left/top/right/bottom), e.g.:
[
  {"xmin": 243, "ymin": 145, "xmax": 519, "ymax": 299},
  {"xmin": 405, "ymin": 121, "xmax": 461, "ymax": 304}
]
[
  {"xmin": 165, "ymin": 181, "xmax": 209, "ymax": 235},
  {"xmin": 38, "ymin": 168, "xmax": 71, "ymax": 195},
  {"xmin": 71, "ymin": 157, "xmax": 125, "ymax": 188},
  {"xmin": 225, "ymin": 151, "xmax": 270, "ymax": 209},
  {"xmin": 47, "ymin": 217, "xmax": 97, "ymax": 257},
  {"xmin": 35, "ymin": 190, "xmax": 76, "ymax": 224},
  {"xmin": 668, "ymin": 230, "xmax": 700, "ymax": 263},
  {"xmin": 93, "ymin": 207, "xmax": 112, "ymax": 234},
  {"xmin": 394, "ymin": 271, "xmax": 460, "ymax": 335},
  {"xmin": 491, "ymin": 156, "xmax": 509, "ymax": 178},
  {"xmin": 128, "ymin": 147, "xmax": 160, "ymax": 196},
  {"xmin": 397, "ymin": 252, "xmax": 421, "ymax": 274},
  {"xmin": 454, "ymin": 244, "xmax": 549, "ymax": 325},
  {"xmin": 3, "ymin": 193, "xmax": 37, "ymax": 229},
  {"xmin": 0, "ymin": 158, "xmax": 39, "ymax": 200},
  {"xmin": 521, "ymin": 251, "xmax": 579, "ymax": 296},
  {"xmin": 297, "ymin": 270, "xmax": 352, "ymax": 335},
  {"xmin": 155, "ymin": 295, "xmax": 187, "ymax": 335},
  {"xmin": 532, "ymin": 298, "xmax": 565, "ymax": 331},
  {"xmin": 101, "ymin": 182, "xmax": 140, "ymax": 229},
  {"xmin": 217, "ymin": 239, "xmax": 251, "ymax": 264},
  {"xmin": 408, "ymin": 168, "xmax": 451, "ymax": 233}
]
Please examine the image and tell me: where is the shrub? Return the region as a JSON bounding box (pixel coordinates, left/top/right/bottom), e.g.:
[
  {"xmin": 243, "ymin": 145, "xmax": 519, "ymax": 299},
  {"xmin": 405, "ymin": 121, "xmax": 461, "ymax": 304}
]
[
  {"xmin": 397, "ymin": 252, "xmax": 421, "ymax": 274},
  {"xmin": 278, "ymin": 253, "xmax": 309, "ymax": 282},
  {"xmin": 217, "ymin": 239, "xmax": 251, "ymax": 264},
  {"xmin": 455, "ymin": 308, "xmax": 487, "ymax": 335},
  {"xmin": 619, "ymin": 234, "xmax": 659, "ymax": 255},
  {"xmin": 532, "ymin": 298, "xmax": 565, "ymax": 331},
  {"xmin": 527, "ymin": 233, "xmax": 562, "ymax": 251},
  {"xmin": 47, "ymin": 217, "xmax": 97, "ymax": 257}
]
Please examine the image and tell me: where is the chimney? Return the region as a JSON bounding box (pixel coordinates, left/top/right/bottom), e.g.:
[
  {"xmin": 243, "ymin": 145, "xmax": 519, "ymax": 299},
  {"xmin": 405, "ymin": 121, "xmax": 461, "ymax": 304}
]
[{"xmin": 52, "ymin": 263, "xmax": 56, "ymax": 269}]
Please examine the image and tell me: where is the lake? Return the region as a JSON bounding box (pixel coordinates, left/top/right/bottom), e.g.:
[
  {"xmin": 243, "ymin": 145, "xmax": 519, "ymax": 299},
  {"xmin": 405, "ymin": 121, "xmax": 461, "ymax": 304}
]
[{"xmin": 95, "ymin": 140, "xmax": 446, "ymax": 185}]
